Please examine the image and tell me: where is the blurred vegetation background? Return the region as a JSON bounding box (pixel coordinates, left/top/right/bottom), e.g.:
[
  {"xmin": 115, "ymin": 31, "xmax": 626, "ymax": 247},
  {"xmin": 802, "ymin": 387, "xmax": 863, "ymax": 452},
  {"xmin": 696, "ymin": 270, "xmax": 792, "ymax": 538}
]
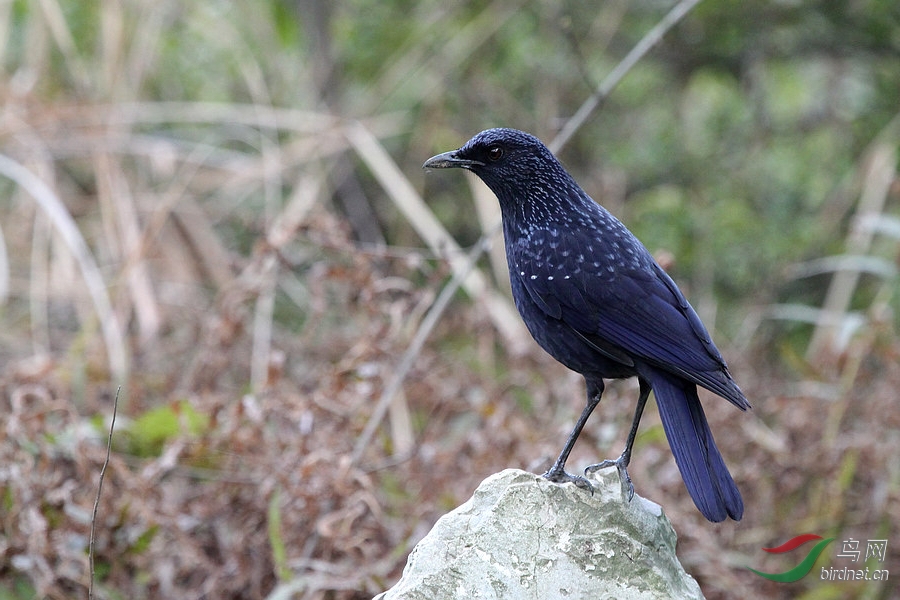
[{"xmin": 0, "ymin": 1, "xmax": 898, "ymax": 598}]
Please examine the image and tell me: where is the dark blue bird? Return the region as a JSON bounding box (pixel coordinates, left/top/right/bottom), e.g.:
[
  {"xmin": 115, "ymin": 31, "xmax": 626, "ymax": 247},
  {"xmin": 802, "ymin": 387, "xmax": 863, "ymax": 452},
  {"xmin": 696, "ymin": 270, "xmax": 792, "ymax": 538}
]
[{"xmin": 423, "ymin": 128, "xmax": 749, "ymax": 522}]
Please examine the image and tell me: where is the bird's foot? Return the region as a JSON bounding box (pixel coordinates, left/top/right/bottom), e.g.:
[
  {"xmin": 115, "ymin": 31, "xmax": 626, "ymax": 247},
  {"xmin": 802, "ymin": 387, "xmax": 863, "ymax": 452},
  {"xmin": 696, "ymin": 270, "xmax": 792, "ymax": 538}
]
[
  {"xmin": 584, "ymin": 456, "xmax": 635, "ymax": 501},
  {"xmin": 542, "ymin": 465, "xmax": 594, "ymax": 495}
]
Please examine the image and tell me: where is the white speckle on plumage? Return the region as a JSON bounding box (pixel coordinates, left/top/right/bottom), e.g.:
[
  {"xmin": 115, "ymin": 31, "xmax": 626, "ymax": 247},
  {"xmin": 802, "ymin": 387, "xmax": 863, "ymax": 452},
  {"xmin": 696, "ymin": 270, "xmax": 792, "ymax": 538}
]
[
  {"xmin": 530, "ymin": 275, "xmax": 537, "ymax": 280},
  {"xmin": 548, "ymin": 276, "xmax": 554, "ymax": 280}
]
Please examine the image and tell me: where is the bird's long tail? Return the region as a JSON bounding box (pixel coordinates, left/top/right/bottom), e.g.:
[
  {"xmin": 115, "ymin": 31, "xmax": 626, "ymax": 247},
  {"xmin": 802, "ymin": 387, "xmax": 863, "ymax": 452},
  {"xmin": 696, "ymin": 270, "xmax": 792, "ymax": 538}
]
[{"xmin": 646, "ymin": 372, "xmax": 743, "ymax": 522}]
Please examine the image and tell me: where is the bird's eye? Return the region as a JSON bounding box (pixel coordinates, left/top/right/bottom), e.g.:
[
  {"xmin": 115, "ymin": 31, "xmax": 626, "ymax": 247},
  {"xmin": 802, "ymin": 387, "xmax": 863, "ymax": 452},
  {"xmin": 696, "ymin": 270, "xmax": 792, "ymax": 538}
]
[{"xmin": 488, "ymin": 146, "xmax": 504, "ymax": 161}]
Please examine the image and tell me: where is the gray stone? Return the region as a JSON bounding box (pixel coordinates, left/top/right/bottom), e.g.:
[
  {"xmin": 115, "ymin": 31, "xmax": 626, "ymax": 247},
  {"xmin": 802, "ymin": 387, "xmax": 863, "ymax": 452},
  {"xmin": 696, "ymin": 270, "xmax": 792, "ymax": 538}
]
[{"xmin": 375, "ymin": 468, "xmax": 704, "ymax": 600}]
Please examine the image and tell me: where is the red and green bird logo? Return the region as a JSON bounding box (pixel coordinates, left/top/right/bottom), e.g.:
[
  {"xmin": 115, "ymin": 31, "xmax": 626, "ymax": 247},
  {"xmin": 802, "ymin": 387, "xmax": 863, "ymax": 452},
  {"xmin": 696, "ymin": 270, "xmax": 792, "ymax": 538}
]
[{"xmin": 748, "ymin": 534, "xmax": 835, "ymax": 582}]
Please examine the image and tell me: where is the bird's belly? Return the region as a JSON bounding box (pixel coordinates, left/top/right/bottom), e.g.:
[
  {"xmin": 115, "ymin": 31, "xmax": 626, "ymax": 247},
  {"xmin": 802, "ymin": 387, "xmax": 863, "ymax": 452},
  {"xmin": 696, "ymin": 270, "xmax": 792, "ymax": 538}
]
[{"xmin": 513, "ymin": 291, "xmax": 634, "ymax": 381}]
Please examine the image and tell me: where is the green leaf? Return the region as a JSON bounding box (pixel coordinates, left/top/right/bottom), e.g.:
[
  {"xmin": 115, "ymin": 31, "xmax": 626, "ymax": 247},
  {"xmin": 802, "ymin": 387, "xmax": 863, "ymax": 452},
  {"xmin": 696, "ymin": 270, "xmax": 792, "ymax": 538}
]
[{"xmin": 125, "ymin": 401, "xmax": 209, "ymax": 457}]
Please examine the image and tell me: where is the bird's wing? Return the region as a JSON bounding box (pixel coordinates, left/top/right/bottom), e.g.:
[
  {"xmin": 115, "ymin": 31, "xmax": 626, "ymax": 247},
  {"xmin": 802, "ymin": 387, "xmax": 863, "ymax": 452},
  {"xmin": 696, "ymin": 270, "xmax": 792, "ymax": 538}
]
[{"xmin": 512, "ymin": 228, "xmax": 748, "ymax": 409}]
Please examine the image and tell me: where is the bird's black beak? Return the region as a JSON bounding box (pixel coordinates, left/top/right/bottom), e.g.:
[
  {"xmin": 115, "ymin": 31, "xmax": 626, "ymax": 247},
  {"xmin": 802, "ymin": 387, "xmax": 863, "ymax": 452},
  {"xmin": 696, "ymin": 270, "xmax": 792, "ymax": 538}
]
[{"xmin": 422, "ymin": 150, "xmax": 483, "ymax": 171}]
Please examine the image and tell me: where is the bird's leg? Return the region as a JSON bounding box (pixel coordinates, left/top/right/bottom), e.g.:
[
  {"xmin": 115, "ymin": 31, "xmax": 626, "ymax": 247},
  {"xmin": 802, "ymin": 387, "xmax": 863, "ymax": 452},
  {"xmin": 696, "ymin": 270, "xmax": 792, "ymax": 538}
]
[
  {"xmin": 542, "ymin": 379, "xmax": 604, "ymax": 493},
  {"xmin": 584, "ymin": 378, "xmax": 651, "ymax": 501}
]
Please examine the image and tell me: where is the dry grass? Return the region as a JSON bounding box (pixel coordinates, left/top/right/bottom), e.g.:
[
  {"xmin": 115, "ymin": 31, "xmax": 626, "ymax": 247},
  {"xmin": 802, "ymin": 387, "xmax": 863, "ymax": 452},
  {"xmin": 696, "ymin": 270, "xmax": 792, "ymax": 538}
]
[{"xmin": 1, "ymin": 190, "xmax": 898, "ymax": 598}]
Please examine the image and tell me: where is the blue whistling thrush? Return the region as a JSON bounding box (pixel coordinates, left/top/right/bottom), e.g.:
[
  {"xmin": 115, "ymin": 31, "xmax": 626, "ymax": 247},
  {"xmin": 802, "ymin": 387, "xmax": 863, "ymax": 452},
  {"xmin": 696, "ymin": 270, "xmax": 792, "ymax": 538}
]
[{"xmin": 423, "ymin": 128, "xmax": 749, "ymax": 522}]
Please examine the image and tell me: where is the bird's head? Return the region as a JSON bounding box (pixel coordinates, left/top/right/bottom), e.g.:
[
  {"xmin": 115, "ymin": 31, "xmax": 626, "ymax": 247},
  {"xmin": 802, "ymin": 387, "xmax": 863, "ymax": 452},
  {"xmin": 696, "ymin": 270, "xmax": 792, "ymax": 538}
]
[
  {"xmin": 424, "ymin": 128, "xmax": 593, "ymax": 230},
  {"xmin": 423, "ymin": 128, "xmax": 564, "ymax": 196}
]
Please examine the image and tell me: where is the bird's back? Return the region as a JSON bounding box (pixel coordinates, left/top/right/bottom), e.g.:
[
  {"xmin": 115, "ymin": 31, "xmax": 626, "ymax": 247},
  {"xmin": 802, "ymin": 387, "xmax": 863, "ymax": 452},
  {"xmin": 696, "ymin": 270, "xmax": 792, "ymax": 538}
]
[{"xmin": 504, "ymin": 188, "xmax": 748, "ymax": 410}]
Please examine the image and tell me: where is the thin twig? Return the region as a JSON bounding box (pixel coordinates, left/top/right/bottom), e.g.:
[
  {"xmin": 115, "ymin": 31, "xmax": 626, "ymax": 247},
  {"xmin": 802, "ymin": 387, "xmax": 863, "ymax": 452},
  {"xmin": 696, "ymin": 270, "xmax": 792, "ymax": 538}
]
[
  {"xmin": 550, "ymin": 0, "xmax": 704, "ymax": 154},
  {"xmin": 346, "ymin": 121, "xmax": 529, "ymax": 352},
  {"xmin": 89, "ymin": 386, "xmax": 120, "ymax": 600},
  {"xmin": 351, "ymin": 236, "xmax": 491, "ymax": 466}
]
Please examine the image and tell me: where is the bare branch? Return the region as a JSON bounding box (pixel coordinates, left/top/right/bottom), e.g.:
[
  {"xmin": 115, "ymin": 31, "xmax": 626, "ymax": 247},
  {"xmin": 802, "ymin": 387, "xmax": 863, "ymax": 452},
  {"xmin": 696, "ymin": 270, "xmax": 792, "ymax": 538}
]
[
  {"xmin": 351, "ymin": 236, "xmax": 491, "ymax": 466},
  {"xmin": 550, "ymin": 0, "xmax": 704, "ymax": 154}
]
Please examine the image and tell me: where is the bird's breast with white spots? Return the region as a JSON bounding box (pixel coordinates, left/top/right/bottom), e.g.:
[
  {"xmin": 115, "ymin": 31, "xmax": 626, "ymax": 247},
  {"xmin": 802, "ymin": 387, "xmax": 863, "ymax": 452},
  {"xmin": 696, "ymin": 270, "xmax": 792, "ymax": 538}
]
[{"xmin": 511, "ymin": 220, "xmax": 647, "ymax": 290}]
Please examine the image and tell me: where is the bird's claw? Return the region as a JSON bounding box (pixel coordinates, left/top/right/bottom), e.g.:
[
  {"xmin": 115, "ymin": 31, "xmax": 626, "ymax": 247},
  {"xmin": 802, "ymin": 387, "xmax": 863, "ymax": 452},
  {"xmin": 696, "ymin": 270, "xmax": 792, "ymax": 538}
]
[
  {"xmin": 542, "ymin": 466, "xmax": 595, "ymax": 495},
  {"xmin": 584, "ymin": 456, "xmax": 635, "ymax": 501}
]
